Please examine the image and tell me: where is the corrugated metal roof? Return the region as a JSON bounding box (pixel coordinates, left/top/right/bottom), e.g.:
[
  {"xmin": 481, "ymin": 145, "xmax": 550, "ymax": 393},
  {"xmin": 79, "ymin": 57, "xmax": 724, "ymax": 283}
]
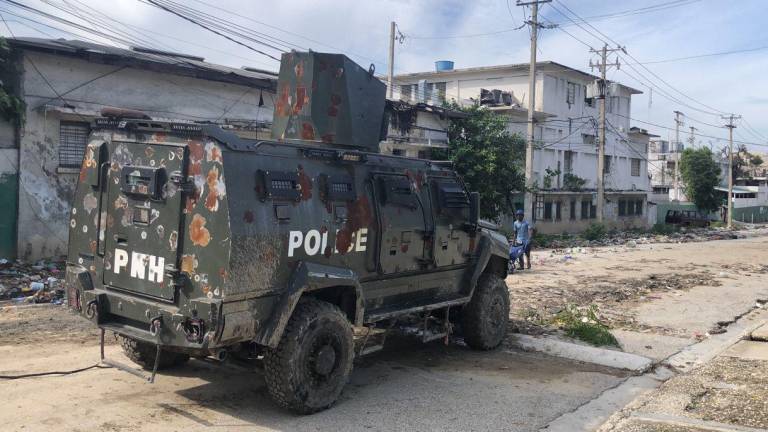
[{"xmin": 8, "ymin": 38, "xmax": 277, "ymax": 90}]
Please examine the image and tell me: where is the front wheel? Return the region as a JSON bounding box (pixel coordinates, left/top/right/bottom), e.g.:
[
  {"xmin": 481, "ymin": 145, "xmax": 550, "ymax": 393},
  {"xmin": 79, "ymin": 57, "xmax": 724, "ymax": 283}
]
[
  {"xmin": 462, "ymin": 274, "xmax": 510, "ymax": 350},
  {"xmin": 263, "ymin": 298, "xmax": 354, "ymax": 414}
]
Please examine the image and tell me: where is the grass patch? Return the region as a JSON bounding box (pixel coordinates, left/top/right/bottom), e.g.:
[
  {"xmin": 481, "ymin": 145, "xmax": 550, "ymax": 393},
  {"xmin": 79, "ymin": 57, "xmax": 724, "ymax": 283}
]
[
  {"xmin": 553, "ymin": 304, "xmax": 618, "ymax": 347},
  {"xmin": 582, "ymin": 222, "xmax": 607, "ymax": 241}
]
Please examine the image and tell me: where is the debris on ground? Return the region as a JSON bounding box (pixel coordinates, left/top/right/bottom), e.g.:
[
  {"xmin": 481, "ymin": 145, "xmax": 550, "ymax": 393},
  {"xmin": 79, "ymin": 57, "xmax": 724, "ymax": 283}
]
[
  {"xmin": 0, "ymin": 258, "xmax": 66, "ymax": 305},
  {"xmin": 532, "ymin": 226, "xmax": 756, "ymax": 250},
  {"xmin": 510, "ymin": 271, "xmax": 721, "ymax": 337}
]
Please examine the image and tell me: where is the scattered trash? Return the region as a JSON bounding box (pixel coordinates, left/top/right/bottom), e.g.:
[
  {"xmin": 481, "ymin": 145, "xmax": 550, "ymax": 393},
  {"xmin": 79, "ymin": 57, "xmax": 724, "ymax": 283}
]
[{"xmin": 0, "ymin": 258, "xmax": 65, "ymax": 304}]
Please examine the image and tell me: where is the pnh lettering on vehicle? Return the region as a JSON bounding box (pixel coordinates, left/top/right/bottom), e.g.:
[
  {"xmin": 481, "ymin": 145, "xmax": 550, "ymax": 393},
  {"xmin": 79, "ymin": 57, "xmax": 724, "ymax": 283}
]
[
  {"xmin": 113, "ymin": 248, "xmax": 165, "ymax": 283},
  {"xmin": 287, "ymin": 228, "xmax": 368, "ymax": 257}
]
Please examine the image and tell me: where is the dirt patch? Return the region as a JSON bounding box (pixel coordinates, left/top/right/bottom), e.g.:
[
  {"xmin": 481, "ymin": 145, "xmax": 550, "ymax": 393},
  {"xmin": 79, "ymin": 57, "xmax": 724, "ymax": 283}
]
[{"xmin": 0, "ymin": 304, "xmax": 108, "ymax": 346}]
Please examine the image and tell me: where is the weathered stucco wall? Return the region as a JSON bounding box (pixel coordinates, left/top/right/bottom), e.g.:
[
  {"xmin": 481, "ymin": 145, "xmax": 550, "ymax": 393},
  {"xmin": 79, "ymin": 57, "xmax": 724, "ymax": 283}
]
[{"xmin": 16, "ymin": 50, "xmax": 275, "ymax": 260}]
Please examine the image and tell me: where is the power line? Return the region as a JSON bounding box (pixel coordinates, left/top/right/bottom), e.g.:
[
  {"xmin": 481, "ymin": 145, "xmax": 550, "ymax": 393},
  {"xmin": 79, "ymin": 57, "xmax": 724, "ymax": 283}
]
[
  {"xmin": 141, "ymin": 0, "xmax": 281, "ymax": 61},
  {"xmin": 613, "ymin": 112, "xmax": 767, "ymax": 148},
  {"xmin": 552, "ymin": 0, "xmax": 729, "ymax": 117},
  {"xmin": 628, "ymin": 45, "xmax": 768, "ymax": 65}
]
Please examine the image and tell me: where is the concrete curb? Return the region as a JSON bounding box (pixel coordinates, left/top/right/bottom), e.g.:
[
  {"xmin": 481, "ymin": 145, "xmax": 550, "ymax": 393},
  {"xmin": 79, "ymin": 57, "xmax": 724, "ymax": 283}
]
[
  {"xmin": 664, "ymin": 307, "xmax": 768, "ymax": 373},
  {"xmin": 509, "ymin": 334, "xmax": 654, "ymax": 372}
]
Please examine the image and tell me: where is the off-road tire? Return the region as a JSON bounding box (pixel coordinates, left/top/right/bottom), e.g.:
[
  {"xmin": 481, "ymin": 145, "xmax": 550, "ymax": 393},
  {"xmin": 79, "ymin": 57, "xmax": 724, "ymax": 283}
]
[
  {"xmin": 263, "ymin": 298, "xmax": 354, "ymax": 414},
  {"xmin": 118, "ymin": 335, "xmax": 190, "ymax": 370},
  {"xmin": 462, "ymin": 273, "xmax": 510, "ymax": 350}
]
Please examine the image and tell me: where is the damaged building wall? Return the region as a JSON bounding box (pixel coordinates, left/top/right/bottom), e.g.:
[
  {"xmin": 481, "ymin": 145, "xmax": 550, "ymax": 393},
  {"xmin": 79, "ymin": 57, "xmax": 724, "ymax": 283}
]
[{"xmin": 16, "ymin": 50, "xmax": 275, "ymax": 260}]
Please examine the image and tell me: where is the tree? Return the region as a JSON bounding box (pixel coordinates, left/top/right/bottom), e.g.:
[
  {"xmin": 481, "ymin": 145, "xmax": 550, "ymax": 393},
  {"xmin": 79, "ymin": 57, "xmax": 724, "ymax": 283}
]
[
  {"xmin": 434, "ymin": 104, "xmax": 525, "ymax": 220},
  {"xmin": 679, "ymin": 147, "xmax": 721, "ymax": 212}
]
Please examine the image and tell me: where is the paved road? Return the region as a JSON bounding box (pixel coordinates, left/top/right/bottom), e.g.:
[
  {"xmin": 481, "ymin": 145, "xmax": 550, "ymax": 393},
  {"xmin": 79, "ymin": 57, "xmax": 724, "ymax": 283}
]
[{"xmin": 0, "ymin": 333, "xmax": 627, "ymax": 432}]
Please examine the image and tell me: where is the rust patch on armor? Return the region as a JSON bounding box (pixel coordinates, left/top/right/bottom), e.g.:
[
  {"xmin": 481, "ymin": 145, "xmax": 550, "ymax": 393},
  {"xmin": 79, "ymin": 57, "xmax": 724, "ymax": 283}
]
[
  {"xmin": 189, "ymin": 214, "xmax": 211, "ymax": 247},
  {"xmin": 205, "ymin": 142, "xmax": 223, "ymax": 164},
  {"xmin": 204, "ymin": 166, "xmax": 222, "ymax": 212},
  {"xmin": 188, "ymin": 140, "xmax": 204, "ymax": 176},
  {"xmin": 335, "ymin": 195, "xmax": 372, "ymax": 255},
  {"xmin": 180, "ymin": 254, "xmax": 197, "ymax": 274},
  {"xmin": 296, "ymin": 165, "xmax": 313, "ymax": 201},
  {"xmin": 301, "ymin": 122, "xmax": 315, "ymax": 140}
]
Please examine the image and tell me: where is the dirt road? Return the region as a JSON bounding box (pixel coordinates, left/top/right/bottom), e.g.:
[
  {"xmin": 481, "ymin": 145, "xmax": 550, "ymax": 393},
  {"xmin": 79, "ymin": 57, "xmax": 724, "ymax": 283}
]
[{"xmin": 1, "ymin": 234, "xmax": 767, "ymax": 431}]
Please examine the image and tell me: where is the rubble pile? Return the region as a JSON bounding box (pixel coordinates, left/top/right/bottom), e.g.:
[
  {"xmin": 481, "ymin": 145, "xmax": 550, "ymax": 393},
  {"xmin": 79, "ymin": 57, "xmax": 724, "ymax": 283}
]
[
  {"xmin": 509, "ymin": 271, "xmax": 720, "ymax": 335},
  {"xmin": 536, "ymin": 227, "xmax": 744, "ymax": 250},
  {"xmin": 0, "ymin": 259, "xmax": 65, "ymax": 305}
]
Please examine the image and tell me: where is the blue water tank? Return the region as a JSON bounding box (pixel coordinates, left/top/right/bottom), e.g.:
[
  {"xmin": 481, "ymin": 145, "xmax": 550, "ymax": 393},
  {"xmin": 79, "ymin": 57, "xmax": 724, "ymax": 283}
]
[{"xmin": 435, "ymin": 60, "xmax": 454, "ymax": 72}]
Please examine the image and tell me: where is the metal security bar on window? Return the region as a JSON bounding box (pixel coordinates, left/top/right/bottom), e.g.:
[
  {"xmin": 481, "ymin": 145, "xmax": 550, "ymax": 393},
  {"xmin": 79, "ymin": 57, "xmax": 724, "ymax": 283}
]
[{"xmin": 59, "ymin": 121, "xmax": 90, "ymax": 168}]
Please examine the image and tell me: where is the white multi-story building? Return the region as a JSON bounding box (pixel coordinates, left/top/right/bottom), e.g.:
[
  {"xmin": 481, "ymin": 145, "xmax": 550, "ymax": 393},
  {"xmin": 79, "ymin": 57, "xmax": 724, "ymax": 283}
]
[{"xmin": 389, "ymin": 61, "xmax": 653, "ymax": 233}]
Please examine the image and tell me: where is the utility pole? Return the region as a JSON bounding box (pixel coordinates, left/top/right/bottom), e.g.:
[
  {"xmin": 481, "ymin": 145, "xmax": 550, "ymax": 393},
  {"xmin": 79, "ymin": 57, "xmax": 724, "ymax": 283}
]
[
  {"xmin": 673, "ymin": 110, "xmax": 684, "ymax": 201},
  {"xmin": 722, "ymin": 114, "xmax": 741, "ymax": 229},
  {"xmin": 688, "ymin": 126, "xmax": 697, "ymax": 149},
  {"xmin": 589, "ymin": 44, "xmax": 623, "ymax": 222},
  {"xmin": 518, "ymin": 0, "xmax": 551, "ymax": 223},
  {"xmin": 387, "ymin": 21, "xmax": 396, "ymax": 99}
]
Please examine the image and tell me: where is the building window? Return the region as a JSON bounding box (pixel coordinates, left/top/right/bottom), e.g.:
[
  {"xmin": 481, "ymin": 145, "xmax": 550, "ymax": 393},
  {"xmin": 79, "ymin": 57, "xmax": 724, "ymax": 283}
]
[
  {"xmin": 566, "ymin": 82, "xmax": 577, "ymax": 106},
  {"xmin": 431, "ymin": 82, "xmax": 447, "ymax": 104},
  {"xmin": 618, "ymin": 200, "xmax": 627, "ymax": 216},
  {"xmin": 534, "ymin": 196, "xmax": 544, "ymax": 221},
  {"xmin": 581, "ymin": 200, "xmax": 589, "ymax": 219},
  {"xmin": 555, "ymin": 201, "xmax": 561, "ymax": 221},
  {"xmin": 570, "ymin": 200, "xmax": 576, "ymax": 220},
  {"xmin": 635, "ymin": 200, "xmax": 643, "ymax": 215},
  {"xmin": 399, "ymin": 84, "xmax": 413, "ymax": 102},
  {"xmin": 564, "ymin": 150, "xmax": 574, "ymax": 173},
  {"xmin": 392, "ymin": 149, "xmax": 405, "ymax": 156},
  {"xmin": 604, "ymin": 155, "xmax": 612, "ymax": 174},
  {"xmin": 582, "ymin": 134, "xmax": 595, "ymax": 145},
  {"xmin": 417, "ymin": 150, "xmax": 428, "ymax": 159},
  {"xmin": 544, "ymin": 202, "xmax": 552, "ymax": 220},
  {"xmin": 631, "ymin": 158, "xmax": 641, "ymax": 177},
  {"xmin": 59, "ymin": 121, "xmax": 90, "ymax": 168}
]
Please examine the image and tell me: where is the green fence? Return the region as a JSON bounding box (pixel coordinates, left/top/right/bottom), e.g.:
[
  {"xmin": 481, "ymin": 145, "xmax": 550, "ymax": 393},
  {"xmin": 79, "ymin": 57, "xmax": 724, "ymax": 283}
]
[
  {"xmin": 0, "ymin": 172, "xmax": 18, "ymax": 259},
  {"xmin": 732, "ymin": 206, "xmax": 768, "ymax": 223}
]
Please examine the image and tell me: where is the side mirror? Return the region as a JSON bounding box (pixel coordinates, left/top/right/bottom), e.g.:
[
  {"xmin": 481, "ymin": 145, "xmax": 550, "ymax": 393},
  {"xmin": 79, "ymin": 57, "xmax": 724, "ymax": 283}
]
[{"xmin": 468, "ymin": 191, "xmax": 480, "ymax": 226}]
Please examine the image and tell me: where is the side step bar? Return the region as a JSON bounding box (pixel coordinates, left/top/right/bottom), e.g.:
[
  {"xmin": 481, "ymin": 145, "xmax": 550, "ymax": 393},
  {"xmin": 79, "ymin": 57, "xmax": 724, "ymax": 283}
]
[{"xmin": 99, "ymin": 327, "xmax": 163, "ymax": 383}]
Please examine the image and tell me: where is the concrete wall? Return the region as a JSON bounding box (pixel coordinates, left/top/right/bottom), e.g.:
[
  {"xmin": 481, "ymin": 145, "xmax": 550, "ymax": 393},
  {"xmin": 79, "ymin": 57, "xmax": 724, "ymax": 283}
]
[{"xmin": 16, "ymin": 50, "xmax": 275, "ymax": 260}]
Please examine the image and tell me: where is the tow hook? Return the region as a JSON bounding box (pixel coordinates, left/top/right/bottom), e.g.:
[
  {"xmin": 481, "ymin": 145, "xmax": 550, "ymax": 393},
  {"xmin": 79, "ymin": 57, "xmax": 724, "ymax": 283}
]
[
  {"xmin": 85, "ymin": 300, "xmax": 98, "ymax": 320},
  {"xmin": 149, "ymin": 316, "xmax": 163, "ymax": 337}
]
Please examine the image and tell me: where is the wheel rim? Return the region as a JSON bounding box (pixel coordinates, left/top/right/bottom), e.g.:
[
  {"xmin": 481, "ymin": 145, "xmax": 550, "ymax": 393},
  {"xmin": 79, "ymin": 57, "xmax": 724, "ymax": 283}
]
[{"xmin": 305, "ymin": 332, "xmax": 343, "ymax": 387}]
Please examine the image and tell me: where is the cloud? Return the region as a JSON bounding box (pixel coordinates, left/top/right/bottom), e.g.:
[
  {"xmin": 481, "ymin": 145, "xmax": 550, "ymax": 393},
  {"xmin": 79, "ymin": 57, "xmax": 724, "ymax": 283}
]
[{"xmin": 2, "ymin": 0, "xmax": 766, "ymax": 147}]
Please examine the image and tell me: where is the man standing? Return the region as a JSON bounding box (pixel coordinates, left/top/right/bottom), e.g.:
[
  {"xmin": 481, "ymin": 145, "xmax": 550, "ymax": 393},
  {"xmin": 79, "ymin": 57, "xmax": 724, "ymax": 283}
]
[{"xmin": 513, "ymin": 209, "xmax": 533, "ymax": 270}]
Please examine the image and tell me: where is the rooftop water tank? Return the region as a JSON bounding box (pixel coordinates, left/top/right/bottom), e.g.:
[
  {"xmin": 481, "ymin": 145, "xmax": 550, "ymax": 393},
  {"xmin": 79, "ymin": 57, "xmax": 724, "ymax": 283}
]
[{"xmin": 435, "ymin": 60, "xmax": 454, "ymax": 72}]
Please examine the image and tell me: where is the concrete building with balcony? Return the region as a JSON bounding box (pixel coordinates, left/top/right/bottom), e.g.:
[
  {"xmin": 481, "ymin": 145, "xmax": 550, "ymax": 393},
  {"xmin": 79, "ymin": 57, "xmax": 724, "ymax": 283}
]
[
  {"xmin": 389, "ymin": 61, "xmax": 653, "ymax": 233},
  {"xmin": 379, "ymin": 100, "xmax": 465, "ymax": 159}
]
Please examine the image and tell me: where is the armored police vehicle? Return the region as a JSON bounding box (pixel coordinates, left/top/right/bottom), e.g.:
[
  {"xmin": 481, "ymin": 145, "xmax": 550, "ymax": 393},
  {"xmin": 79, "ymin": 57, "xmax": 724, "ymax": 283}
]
[{"xmin": 65, "ymin": 51, "xmax": 511, "ymax": 414}]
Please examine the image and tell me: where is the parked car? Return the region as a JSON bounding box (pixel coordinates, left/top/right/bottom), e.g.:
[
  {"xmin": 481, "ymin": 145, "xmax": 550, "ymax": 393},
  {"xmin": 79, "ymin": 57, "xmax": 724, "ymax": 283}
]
[{"xmin": 664, "ymin": 210, "xmax": 710, "ymax": 227}]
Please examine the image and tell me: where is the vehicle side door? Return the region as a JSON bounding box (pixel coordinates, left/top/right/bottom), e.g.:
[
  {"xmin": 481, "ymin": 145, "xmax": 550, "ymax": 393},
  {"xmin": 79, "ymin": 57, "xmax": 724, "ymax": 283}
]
[
  {"xmin": 374, "ymin": 174, "xmax": 427, "ymax": 274},
  {"xmin": 429, "ymin": 176, "xmax": 472, "ymax": 268}
]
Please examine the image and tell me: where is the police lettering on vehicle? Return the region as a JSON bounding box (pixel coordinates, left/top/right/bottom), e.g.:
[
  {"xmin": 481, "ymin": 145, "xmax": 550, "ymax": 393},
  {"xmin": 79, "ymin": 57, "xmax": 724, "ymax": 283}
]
[
  {"xmin": 287, "ymin": 228, "xmax": 368, "ymax": 257},
  {"xmin": 114, "ymin": 248, "xmax": 165, "ymax": 283}
]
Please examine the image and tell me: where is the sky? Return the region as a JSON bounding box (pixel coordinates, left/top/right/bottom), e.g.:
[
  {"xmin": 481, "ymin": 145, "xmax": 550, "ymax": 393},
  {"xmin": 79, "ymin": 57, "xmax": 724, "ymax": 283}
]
[{"xmin": 1, "ymin": 0, "xmax": 767, "ymax": 152}]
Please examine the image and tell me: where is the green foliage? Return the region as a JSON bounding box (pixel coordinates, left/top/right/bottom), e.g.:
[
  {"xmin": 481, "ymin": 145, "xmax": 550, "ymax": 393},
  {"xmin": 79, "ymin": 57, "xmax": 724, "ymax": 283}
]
[
  {"xmin": 554, "ymin": 304, "xmax": 618, "ymax": 347},
  {"xmin": 543, "ymin": 167, "xmax": 560, "ymax": 189},
  {"xmin": 0, "ymin": 37, "xmax": 24, "ymax": 124},
  {"xmin": 651, "ymin": 223, "xmax": 679, "ymax": 235},
  {"xmin": 582, "ymin": 222, "xmax": 606, "ymax": 241},
  {"xmin": 563, "ymin": 173, "xmax": 588, "ymax": 192},
  {"xmin": 679, "ymin": 148, "xmax": 721, "ymax": 212},
  {"xmin": 436, "ymin": 104, "xmax": 525, "ymax": 220},
  {"xmin": 750, "ymin": 154, "xmax": 764, "ymax": 167}
]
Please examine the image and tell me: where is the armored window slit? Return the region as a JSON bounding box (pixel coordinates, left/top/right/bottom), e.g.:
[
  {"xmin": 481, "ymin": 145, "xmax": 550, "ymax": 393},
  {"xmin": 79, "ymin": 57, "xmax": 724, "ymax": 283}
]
[{"xmin": 257, "ymin": 170, "xmax": 300, "ymax": 201}]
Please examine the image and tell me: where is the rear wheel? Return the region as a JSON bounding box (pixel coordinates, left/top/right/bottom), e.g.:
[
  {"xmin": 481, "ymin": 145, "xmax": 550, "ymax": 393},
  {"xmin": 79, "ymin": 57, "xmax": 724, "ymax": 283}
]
[
  {"xmin": 462, "ymin": 274, "xmax": 510, "ymax": 350},
  {"xmin": 264, "ymin": 298, "xmax": 354, "ymax": 414},
  {"xmin": 118, "ymin": 335, "xmax": 189, "ymax": 370}
]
